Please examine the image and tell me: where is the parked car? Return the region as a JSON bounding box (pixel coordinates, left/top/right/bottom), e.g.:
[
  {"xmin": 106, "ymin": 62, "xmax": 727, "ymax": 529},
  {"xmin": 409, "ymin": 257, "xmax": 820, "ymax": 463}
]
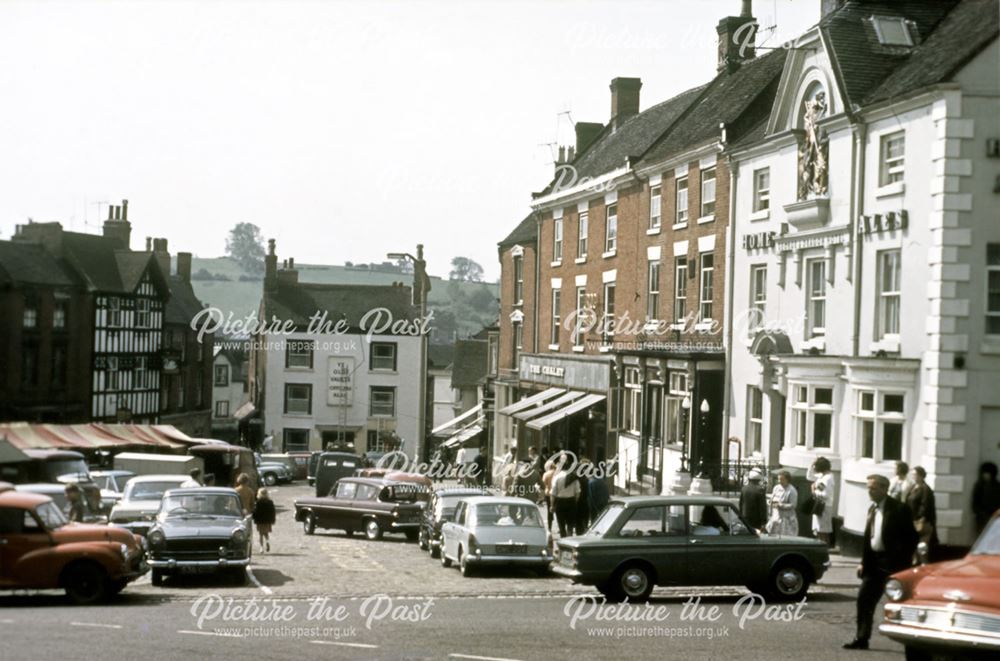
[
  {"xmin": 146, "ymin": 487, "xmax": 253, "ymax": 586},
  {"xmin": 0, "ymin": 483, "xmax": 147, "ymax": 603},
  {"xmin": 307, "ymin": 451, "xmax": 323, "ymax": 486},
  {"xmin": 286, "ymin": 452, "xmax": 312, "ymax": 480},
  {"xmin": 109, "ymin": 474, "xmax": 192, "ymax": 535},
  {"xmin": 551, "ymin": 496, "xmax": 830, "ymax": 602},
  {"xmin": 354, "ymin": 469, "xmax": 433, "ymax": 504},
  {"xmin": 314, "ymin": 452, "xmax": 363, "ymax": 497},
  {"xmin": 12, "ymin": 449, "xmax": 104, "ymax": 515},
  {"xmin": 440, "ymin": 496, "xmax": 551, "ymax": 577},
  {"xmin": 255, "ymin": 453, "xmax": 294, "ymax": 486},
  {"xmin": 86, "ymin": 470, "xmax": 136, "ymax": 509},
  {"xmin": 420, "ymin": 487, "xmax": 491, "ymax": 558},
  {"xmin": 294, "ymin": 477, "xmax": 423, "ymax": 540},
  {"xmin": 879, "ymin": 511, "xmax": 1000, "ymax": 660},
  {"xmin": 15, "ymin": 483, "xmax": 108, "ymax": 524}
]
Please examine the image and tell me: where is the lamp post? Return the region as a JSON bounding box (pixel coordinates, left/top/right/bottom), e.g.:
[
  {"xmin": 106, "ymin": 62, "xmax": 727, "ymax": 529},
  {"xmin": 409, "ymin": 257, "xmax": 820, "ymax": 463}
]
[
  {"xmin": 387, "ymin": 244, "xmax": 430, "ymax": 462},
  {"xmin": 698, "ymin": 399, "xmax": 710, "ymax": 477},
  {"xmin": 680, "ymin": 394, "xmax": 691, "ymax": 472}
]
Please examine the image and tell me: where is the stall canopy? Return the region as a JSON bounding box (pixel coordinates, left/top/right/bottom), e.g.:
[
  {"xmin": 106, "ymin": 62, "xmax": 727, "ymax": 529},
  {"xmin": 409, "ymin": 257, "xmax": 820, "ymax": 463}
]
[
  {"xmin": 526, "ymin": 393, "xmax": 606, "ymax": 431},
  {"xmin": 513, "ymin": 390, "xmax": 585, "ymax": 421},
  {"xmin": 441, "ymin": 423, "xmax": 484, "ymax": 449},
  {"xmin": 0, "ymin": 437, "xmax": 31, "ymax": 464},
  {"xmin": 496, "ymin": 387, "xmax": 565, "ymax": 416},
  {"xmin": 431, "ymin": 404, "xmax": 482, "ymax": 437},
  {"xmin": 0, "ymin": 423, "xmax": 194, "ymax": 452}
]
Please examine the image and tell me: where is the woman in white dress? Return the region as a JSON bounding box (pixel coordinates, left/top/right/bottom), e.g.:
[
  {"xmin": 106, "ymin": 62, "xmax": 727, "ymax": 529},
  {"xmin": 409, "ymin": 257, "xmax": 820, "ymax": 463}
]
[
  {"xmin": 807, "ymin": 456, "xmax": 834, "ymax": 545},
  {"xmin": 766, "ymin": 470, "xmax": 799, "ymax": 536}
]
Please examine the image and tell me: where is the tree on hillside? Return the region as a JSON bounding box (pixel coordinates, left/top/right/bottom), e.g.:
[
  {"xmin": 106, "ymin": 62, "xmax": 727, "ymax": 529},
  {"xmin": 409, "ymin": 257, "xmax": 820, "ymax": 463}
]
[
  {"xmin": 449, "ymin": 256, "xmax": 484, "ymax": 282},
  {"xmin": 226, "ymin": 222, "xmax": 266, "ymax": 273}
]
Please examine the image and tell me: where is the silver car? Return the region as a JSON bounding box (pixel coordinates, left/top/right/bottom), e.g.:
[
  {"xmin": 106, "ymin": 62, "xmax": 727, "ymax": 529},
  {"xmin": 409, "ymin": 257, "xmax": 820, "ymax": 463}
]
[
  {"xmin": 439, "ymin": 496, "xmax": 552, "ymax": 577},
  {"xmin": 110, "ymin": 474, "xmax": 192, "ymax": 535}
]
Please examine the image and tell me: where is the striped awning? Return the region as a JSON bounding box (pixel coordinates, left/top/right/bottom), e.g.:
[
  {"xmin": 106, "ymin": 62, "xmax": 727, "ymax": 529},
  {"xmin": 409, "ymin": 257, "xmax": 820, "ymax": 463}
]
[
  {"xmin": 0, "ymin": 423, "xmax": 190, "ymax": 451},
  {"xmin": 513, "ymin": 390, "xmax": 585, "ymax": 421},
  {"xmin": 496, "ymin": 387, "xmax": 565, "ymax": 416},
  {"xmin": 442, "ymin": 424, "xmax": 484, "ymax": 449},
  {"xmin": 431, "ymin": 404, "xmax": 483, "ymax": 437},
  {"xmin": 526, "ymin": 393, "xmax": 606, "ymax": 431}
]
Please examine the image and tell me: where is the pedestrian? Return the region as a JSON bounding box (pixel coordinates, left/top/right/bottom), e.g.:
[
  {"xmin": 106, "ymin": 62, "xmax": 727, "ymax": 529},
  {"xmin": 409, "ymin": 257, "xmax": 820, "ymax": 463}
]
[
  {"xmin": 766, "ymin": 470, "xmax": 798, "ymax": 536},
  {"xmin": 972, "ymin": 461, "xmax": 1000, "ymax": 535},
  {"xmin": 739, "ymin": 468, "xmax": 768, "ymax": 532},
  {"xmin": 526, "ymin": 446, "xmax": 543, "ymax": 475},
  {"xmin": 473, "ymin": 445, "xmax": 489, "ymax": 487},
  {"xmin": 587, "ymin": 470, "xmax": 610, "ymax": 522},
  {"xmin": 182, "ymin": 468, "xmax": 203, "ymax": 488},
  {"xmin": 906, "ymin": 466, "xmax": 938, "ymax": 550},
  {"xmin": 575, "ymin": 459, "xmax": 591, "ymax": 535},
  {"xmin": 844, "ymin": 474, "xmax": 917, "ymax": 650},
  {"xmin": 235, "ymin": 473, "xmax": 256, "ymax": 516},
  {"xmin": 808, "ymin": 456, "xmax": 835, "ymax": 546},
  {"xmin": 888, "ymin": 461, "xmax": 912, "ymax": 502},
  {"xmin": 455, "ymin": 446, "xmax": 469, "ymax": 485},
  {"xmin": 64, "ymin": 483, "xmax": 85, "ymax": 522},
  {"xmin": 253, "ymin": 488, "xmax": 277, "ymax": 552},
  {"xmin": 550, "ymin": 455, "xmax": 580, "ymax": 538},
  {"xmin": 542, "ymin": 457, "xmax": 558, "ymax": 532}
]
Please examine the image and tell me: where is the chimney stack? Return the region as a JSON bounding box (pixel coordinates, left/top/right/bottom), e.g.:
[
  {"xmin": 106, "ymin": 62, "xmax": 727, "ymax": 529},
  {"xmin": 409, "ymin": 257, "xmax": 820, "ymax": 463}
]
[
  {"xmin": 102, "ymin": 198, "xmax": 132, "ymax": 249},
  {"xmin": 152, "ymin": 238, "xmax": 170, "ymax": 278},
  {"xmin": 265, "ymin": 239, "xmax": 278, "ymax": 291},
  {"xmin": 717, "ymin": 1, "xmax": 757, "ymax": 72},
  {"xmin": 575, "ymin": 122, "xmax": 604, "ymax": 154},
  {"xmin": 177, "ymin": 252, "xmax": 192, "ymax": 283},
  {"xmin": 821, "ymin": 0, "xmax": 844, "ymax": 18},
  {"xmin": 609, "ymin": 78, "xmax": 642, "ymax": 130}
]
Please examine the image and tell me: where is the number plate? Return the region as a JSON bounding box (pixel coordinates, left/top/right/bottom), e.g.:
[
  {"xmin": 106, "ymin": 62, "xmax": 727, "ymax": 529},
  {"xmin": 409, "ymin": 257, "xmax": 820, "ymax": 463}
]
[
  {"xmin": 560, "ymin": 552, "xmax": 574, "ymax": 567},
  {"xmin": 495, "ymin": 544, "xmax": 527, "ymax": 554},
  {"xmin": 180, "ymin": 565, "xmax": 215, "ymax": 574}
]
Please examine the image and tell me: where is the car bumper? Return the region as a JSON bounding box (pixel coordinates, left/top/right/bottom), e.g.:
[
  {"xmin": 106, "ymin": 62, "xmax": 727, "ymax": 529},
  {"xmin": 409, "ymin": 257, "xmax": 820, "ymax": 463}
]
[
  {"xmin": 879, "ymin": 623, "xmax": 1000, "ymax": 652},
  {"xmin": 148, "ymin": 558, "xmax": 251, "ymax": 570},
  {"xmin": 465, "ymin": 553, "xmax": 552, "ymax": 567},
  {"xmin": 388, "ymin": 522, "xmax": 420, "ymax": 531}
]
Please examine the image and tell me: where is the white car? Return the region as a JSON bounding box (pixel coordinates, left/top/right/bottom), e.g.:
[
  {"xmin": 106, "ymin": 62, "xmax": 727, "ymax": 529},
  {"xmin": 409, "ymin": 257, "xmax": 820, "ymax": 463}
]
[
  {"xmin": 109, "ymin": 474, "xmax": 192, "ymax": 535},
  {"xmin": 440, "ymin": 496, "xmax": 551, "ymax": 577}
]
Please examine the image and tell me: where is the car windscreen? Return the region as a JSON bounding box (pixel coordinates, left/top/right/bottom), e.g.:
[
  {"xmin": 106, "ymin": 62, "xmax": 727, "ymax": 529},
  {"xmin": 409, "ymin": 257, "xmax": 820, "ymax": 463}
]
[
  {"xmin": 971, "ymin": 517, "xmax": 1000, "ymax": 555},
  {"xmin": 35, "ymin": 500, "xmax": 68, "ymax": 528},
  {"xmin": 587, "ymin": 503, "xmax": 624, "ymax": 536},
  {"xmin": 472, "ymin": 503, "xmax": 542, "ymax": 527},
  {"xmin": 127, "ymin": 481, "xmax": 185, "ymax": 501},
  {"xmin": 161, "ymin": 493, "xmax": 242, "ymax": 517}
]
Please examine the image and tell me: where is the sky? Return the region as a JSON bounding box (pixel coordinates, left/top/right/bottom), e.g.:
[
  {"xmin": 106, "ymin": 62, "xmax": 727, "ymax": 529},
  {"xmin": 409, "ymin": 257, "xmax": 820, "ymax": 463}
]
[{"xmin": 0, "ymin": 0, "xmax": 819, "ymax": 281}]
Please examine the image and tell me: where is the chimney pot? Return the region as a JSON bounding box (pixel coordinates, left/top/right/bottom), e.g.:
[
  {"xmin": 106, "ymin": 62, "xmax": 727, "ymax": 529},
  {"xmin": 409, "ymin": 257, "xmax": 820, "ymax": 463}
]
[
  {"xmin": 108, "ymin": 205, "xmax": 114, "ymax": 221},
  {"xmin": 177, "ymin": 252, "xmax": 192, "ymax": 283},
  {"xmin": 717, "ymin": 2, "xmax": 757, "ymax": 72},
  {"xmin": 121, "ymin": 199, "xmax": 128, "ymax": 221},
  {"xmin": 146, "ymin": 237, "xmax": 152, "ymax": 251},
  {"xmin": 288, "ymin": 257, "xmax": 294, "ymax": 269}
]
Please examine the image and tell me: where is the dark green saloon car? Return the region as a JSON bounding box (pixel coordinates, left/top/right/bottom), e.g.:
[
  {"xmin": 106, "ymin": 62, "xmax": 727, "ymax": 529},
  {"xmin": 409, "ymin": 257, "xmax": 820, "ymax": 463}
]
[{"xmin": 551, "ymin": 496, "xmax": 830, "ymax": 602}]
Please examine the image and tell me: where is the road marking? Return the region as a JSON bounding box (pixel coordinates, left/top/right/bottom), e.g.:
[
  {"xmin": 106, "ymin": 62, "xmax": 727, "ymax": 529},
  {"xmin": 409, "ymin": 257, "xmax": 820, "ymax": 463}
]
[
  {"xmin": 246, "ymin": 566, "xmax": 273, "ymax": 595},
  {"xmin": 310, "ymin": 640, "xmax": 380, "ymax": 649},
  {"xmin": 177, "ymin": 629, "xmax": 242, "ymax": 638},
  {"xmin": 449, "ymin": 654, "xmax": 524, "ymax": 661},
  {"xmin": 71, "ymin": 622, "xmax": 123, "ymax": 629}
]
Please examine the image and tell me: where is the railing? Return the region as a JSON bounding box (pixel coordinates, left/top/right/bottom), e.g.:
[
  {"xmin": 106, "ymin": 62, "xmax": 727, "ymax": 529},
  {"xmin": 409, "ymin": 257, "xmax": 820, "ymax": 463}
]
[{"xmin": 690, "ymin": 459, "xmax": 780, "ymax": 497}]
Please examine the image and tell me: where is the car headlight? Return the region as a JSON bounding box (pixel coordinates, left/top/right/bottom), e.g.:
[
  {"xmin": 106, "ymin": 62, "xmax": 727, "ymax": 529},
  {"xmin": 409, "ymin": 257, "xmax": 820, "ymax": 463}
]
[
  {"xmin": 231, "ymin": 529, "xmax": 247, "ymax": 546},
  {"xmin": 148, "ymin": 530, "xmax": 165, "ymax": 547},
  {"xmin": 119, "ymin": 543, "xmax": 129, "ymax": 558},
  {"xmin": 885, "ymin": 579, "xmax": 905, "ymax": 602}
]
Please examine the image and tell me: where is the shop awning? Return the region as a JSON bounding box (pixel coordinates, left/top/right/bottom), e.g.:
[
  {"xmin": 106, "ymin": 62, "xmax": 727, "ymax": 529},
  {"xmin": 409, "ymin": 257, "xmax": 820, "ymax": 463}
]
[
  {"xmin": 233, "ymin": 401, "xmax": 257, "ymax": 422},
  {"xmin": 0, "ymin": 437, "xmax": 31, "ymax": 463},
  {"xmin": 441, "ymin": 422, "xmax": 484, "ymax": 449},
  {"xmin": 513, "ymin": 390, "xmax": 585, "ymax": 421},
  {"xmin": 431, "ymin": 404, "xmax": 483, "ymax": 437},
  {"xmin": 0, "ymin": 423, "xmax": 189, "ymax": 451},
  {"xmin": 526, "ymin": 393, "xmax": 606, "ymax": 430},
  {"xmin": 496, "ymin": 387, "xmax": 565, "ymax": 416}
]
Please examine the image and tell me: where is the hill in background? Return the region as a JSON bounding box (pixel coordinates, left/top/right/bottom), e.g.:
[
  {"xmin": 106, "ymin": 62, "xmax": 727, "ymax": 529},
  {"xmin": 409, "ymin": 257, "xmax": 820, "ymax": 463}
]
[{"xmin": 187, "ymin": 257, "xmax": 499, "ymax": 343}]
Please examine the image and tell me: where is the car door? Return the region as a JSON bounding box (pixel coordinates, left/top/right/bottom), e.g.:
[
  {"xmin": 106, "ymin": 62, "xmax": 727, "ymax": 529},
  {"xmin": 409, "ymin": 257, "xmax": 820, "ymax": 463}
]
[
  {"xmin": 687, "ymin": 503, "xmax": 763, "ymax": 586},
  {"xmin": 611, "ymin": 505, "xmax": 688, "ymax": 585},
  {"xmin": 442, "ymin": 501, "xmax": 467, "ymax": 560},
  {"xmin": 351, "ymin": 484, "xmax": 379, "ymax": 531},
  {"xmin": 0, "ymin": 507, "xmax": 52, "ymax": 588},
  {"xmin": 323, "ymin": 481, "xmax": 357, "ymax": 529}
]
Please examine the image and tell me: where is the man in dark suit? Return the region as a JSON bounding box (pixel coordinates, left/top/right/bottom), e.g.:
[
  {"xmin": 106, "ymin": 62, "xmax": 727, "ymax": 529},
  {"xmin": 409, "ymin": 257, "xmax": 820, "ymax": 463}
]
[
  {"xmin": 844, "ymin": 474, "xmax": 918, "ymax": 650},
  {"xmin": 739, "ymin": 469, "xmax": 768, "ymax": 531}
]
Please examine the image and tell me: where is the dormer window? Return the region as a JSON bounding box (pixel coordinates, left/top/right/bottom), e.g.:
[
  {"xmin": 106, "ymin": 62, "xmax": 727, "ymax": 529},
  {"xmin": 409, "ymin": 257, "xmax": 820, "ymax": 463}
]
[{"xmin": 870, "ymin": 16, "xmax": 915, "ymax": 47}]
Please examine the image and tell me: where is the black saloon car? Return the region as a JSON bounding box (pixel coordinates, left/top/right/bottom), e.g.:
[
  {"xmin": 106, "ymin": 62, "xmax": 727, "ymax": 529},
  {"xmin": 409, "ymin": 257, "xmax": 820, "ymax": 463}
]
[
  {"xmin": 146, "ymin": 487, "xmax": 253, "ymax": 585},
  {"xmin": 419, "ymin": 487, "xmax": 490, "ymax": 558},
  {"xmin": 295, "ymin": 477, "xmax": 423, "ymax": 540}
]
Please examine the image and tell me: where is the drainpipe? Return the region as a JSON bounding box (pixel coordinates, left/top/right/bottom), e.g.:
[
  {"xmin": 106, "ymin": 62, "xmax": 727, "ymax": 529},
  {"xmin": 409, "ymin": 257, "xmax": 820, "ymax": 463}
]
[
  {"xmin": 533, "ymin": 213, "xmax": 542, "ymax": 357},
  {"xmin": 722, "ymin": 157, "xmax": 739, "ymax": 462},
  {"xmin": 851, "ymin": 120, "xmax": 868, "ymax": 357}
]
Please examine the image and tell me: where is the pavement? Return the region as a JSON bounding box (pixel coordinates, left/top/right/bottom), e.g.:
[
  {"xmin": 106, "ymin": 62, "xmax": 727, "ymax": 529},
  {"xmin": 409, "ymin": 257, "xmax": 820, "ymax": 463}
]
[{"xmin": 1, "ymin": 482, "xmax": 900, "ymax": 661}]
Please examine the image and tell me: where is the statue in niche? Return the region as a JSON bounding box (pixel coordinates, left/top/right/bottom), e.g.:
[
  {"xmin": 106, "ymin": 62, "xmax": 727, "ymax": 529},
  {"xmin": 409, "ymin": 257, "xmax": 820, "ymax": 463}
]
[{"xmin": 798, "ymin": 90, "xmax": 829, "ymax": 199}]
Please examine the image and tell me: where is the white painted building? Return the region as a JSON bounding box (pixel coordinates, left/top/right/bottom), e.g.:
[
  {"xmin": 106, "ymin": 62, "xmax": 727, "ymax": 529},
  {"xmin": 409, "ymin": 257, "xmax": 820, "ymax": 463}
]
[
  {"xmin": 211, "ymin": 342, "xmax": 250, "ymax": 441},
  {"xmin": 724, "ymin": 0, "xmax": 1000, "ymax": 548}
]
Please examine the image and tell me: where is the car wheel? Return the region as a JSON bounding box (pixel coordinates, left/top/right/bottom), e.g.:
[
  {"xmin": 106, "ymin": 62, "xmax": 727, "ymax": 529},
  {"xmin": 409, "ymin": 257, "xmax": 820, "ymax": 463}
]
[
  {"xmin": 614, "ymin": 563, "xmax": 654, "ymax": 603},
  {"xmin": 459, "ymin": 548, "xmax": 475, "ymax": 577},
  {"xmin": 767, "ymin": 562, "xmax": 810, "ymax": 602},
  {"xmin": 429, "ymin": 543, "xmax": 441, "ymax": 559},
  {"xmin": 63, "ymin": 562, "xmax": 109, "ymax": 605},
  {"xmin": 364, "ymin": 519, "xmax": 383, "ymax": 541},
  {"xmin": 264, "ymin": 473, "xmax": 277, "ymax": 487},
  {"xmin": 151, "ymin": 569, "xmax": 165, "ymax": 587},
  {"xmin": 418, "ymin": 529, "xmax": 429, "ymax": 551},
  {"xmin": 302, "ymin": 512, "xmax": 316, "ymax": 535},
  {"xmin": 441, "ymin": 548, "xmax": 452, "ymax": 568}
]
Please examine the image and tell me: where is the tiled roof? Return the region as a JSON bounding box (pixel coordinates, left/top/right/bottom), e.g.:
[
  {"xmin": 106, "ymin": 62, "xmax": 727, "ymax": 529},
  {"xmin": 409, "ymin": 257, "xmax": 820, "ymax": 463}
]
[
  {"xmin": 0, "ymin": 240, "xmax": 78, "ymax": 288},
  {"xmin": 263, "ymin": 281, "xmax": 418, "ymax": 331},
  {"xmin": 640, "ymin": 48, "xmax": 788, "ymax": 165},
  {"xmin": 165, "ymin": 276, "xmax": 208, "ymax": 326},
  {"xmin": 863, "ymin": 0, "xmax": 999, "ymax": 105},
  {"xmin": 428, "ymin": 342, "xmax": 455, "ymax": 370},
  {"xmin": 499, "ymin": 213, "xmax": 537, "ymax": 248},
  {"xmin": 820, "ymin": 0, "xmax": 964, "ymax": 108},
  {"xmin": 450, "ymin": 339, "xmax": 489, "ymax": 388}
]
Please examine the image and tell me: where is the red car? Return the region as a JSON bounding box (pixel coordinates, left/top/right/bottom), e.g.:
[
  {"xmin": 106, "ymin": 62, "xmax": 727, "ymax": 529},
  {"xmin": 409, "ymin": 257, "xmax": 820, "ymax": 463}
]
[{"xmin": 880, "ymin": 512, "xmax": 1000, "ymax": 660}]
